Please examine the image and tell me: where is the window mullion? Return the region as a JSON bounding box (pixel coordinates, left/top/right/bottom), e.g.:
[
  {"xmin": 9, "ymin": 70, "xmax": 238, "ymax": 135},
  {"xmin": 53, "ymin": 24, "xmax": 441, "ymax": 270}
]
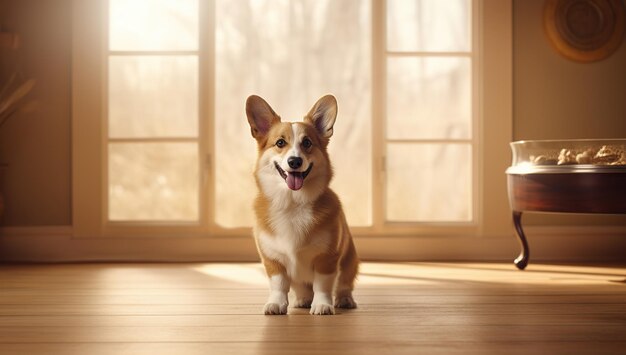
[
  {"xmin": 372, "ymin": 0, "xmax": 387, "ymax": 232},
  {"xmin": 387, "ymin": 51, "xmax": 471, "ymax": 57},
  {"xmin": 201, "ymin": 0, "xmax": 216, "ymax": 234},
  {"xmin": 109, "ymin": 50, "xmax": 199, "ymax": 56}
]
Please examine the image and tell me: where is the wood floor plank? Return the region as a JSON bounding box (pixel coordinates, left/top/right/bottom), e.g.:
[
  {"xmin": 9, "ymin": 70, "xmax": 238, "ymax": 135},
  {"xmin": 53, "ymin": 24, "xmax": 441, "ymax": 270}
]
[
  {"xmin": 0, "ymin": 303, "xmax": 625, "ymax": 317},
  {"xmin": 0, "ymin": 324, "xmax": 625, "ymax": 343},
  {"xmin": 0, "ymin": 313, "xmax": 624, "ymax": 327},
  {"xmin": 0, "ymin": 293, "xmax": 624, "ymax": 305},
  {"xmin": 2, "ymin": 342, "xmax": 622, "ymax": 355}
]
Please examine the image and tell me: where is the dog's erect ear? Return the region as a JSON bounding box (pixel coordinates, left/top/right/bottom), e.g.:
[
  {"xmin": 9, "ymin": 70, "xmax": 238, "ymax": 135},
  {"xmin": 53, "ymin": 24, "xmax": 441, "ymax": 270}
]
[
  {"xmin": 305, "ymin": 94, "xmax": 337, "ymax": 139},
  {"xmin": 246, "ymin": 95, "xmax": 281, "ymax": 139}
]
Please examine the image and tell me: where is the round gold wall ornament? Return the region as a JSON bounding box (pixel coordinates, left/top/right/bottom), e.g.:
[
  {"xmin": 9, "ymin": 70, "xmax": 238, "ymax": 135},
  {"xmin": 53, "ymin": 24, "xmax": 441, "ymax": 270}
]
[{"xmin": 544, "ymin": 0, "xmax": 625, "ymax": 62}]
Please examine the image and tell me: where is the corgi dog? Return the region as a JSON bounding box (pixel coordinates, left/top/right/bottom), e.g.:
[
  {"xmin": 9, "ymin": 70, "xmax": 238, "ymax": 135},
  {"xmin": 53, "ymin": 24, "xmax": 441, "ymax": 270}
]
[{"xmin": 246, "ymin": 94, "xmax": 359, "ymax": 316}]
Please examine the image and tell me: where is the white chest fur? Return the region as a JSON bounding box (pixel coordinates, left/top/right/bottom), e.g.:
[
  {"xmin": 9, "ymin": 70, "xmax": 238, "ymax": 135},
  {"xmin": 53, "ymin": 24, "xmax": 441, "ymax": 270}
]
[{"xmin": 257, "ymin": 203, "xmax": 329, "ymax": 283}]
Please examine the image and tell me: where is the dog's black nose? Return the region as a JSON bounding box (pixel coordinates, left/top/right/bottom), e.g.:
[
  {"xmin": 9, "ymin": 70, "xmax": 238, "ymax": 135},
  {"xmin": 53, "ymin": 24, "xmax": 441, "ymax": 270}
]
[{"xmin": 288, "ymin": 157, "xmax": 303, "ymax": 169}]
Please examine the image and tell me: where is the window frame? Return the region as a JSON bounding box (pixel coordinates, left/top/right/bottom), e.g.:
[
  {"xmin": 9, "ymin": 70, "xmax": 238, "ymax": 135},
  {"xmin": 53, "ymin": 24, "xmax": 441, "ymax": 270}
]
[{"xmin": 72, "ymin": 0, "xmax": 512, "ymax": 240}]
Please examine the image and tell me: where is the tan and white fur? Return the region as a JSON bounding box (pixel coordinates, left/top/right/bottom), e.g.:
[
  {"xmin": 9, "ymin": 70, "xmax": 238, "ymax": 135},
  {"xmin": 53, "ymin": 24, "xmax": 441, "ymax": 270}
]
[{"xmin": 246, "ymin": 94, "xmax": 358, "ymax": 316}]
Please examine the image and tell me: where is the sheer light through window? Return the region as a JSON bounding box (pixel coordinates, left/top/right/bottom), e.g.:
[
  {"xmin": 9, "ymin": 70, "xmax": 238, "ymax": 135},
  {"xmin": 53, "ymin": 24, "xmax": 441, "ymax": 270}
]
[
  {"xmin": 214, "ymin": 0, "xmax": 372, "ymax": 227},
  {"xmin": 105, "ymin": 0, "xmax": 475, "ymax": 228},
  {"xmin": 107, "ymin": 0, "xmax": 200, "ymax": 222}
]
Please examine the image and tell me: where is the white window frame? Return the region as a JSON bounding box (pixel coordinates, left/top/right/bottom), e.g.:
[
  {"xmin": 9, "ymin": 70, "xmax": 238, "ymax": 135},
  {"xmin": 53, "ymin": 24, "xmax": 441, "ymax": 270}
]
[{"xmin": 72, "ymin": 0, "xmax": 512, "ymax": 242}]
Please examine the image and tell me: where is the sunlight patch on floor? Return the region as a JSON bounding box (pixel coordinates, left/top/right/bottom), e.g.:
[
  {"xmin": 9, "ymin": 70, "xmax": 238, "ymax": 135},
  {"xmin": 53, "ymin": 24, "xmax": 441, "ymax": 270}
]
[
  {"xmin": 361, "ymin": 262, "xmax": 626, "ymax": 285},
  {"xmin": 192, "ymin": 262, "xmax": 625, "ymax": 287},
  {"xmin": 193, "ymin": 263, "xmax": 267, "ymax": 286}
]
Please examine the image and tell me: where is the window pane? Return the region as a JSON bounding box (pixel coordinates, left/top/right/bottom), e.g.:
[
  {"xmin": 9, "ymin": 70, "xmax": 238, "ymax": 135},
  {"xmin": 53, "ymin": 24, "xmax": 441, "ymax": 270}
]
[
  {"xmin": 108, "ymin": 56, "xmax": 198, "ymax": 138},
  {"xmin": 109, "ymin": 0, "xmax": 198, "ymax": 51},
  {"xmin": 386, "ymin": 143, "xmax": 472, "ymax": 222},
  {"xmin": 387, "ymin": 0, "xmax": 471, "ymax": 52},
  {"xmin": 214, "ymin": 0, "xmax": 372, "ymax": 227},
  {"xmin": 109, "ymin": 143, "xmax": 198, "ymax": 221},
  {"xmin": 387, "ymin": 57, "xmax": 471, "ymax": 140}
]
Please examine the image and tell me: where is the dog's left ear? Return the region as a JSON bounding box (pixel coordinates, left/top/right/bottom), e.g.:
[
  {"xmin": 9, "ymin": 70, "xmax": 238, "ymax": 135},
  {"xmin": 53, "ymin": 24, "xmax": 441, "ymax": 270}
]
[{"xmin": 305, "ymin": 94, "xmax": 337, "ymax": 139}]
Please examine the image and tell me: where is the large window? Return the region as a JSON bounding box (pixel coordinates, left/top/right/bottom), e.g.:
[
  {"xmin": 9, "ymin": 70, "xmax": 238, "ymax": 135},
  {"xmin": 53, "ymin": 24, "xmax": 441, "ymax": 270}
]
[{"xmin": 104, "ymin": 0, "xmax": 477, "ymax": 234}]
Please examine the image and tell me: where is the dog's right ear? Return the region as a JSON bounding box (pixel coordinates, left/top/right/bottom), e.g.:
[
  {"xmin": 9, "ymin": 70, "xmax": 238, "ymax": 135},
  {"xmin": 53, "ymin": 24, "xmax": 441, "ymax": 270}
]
[{"xmin": 246, "ymin": 95, "xmax": 281, "ymax": 139}]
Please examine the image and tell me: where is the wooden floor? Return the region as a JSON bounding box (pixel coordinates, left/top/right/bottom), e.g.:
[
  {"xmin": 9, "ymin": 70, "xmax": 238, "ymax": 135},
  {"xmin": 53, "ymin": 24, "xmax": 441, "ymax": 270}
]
[{"xmin": 0, "ymin": 262, "xmax": 624, "ymax": 355}]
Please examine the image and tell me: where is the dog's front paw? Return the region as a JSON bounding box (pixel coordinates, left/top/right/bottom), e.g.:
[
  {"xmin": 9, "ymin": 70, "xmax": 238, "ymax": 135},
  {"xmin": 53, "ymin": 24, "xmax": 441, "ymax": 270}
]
[
  {"xmin": 293, "ymin": 298, "xmax": 313, "ymax": 308},
  {"xmin": 263, "ymin": 302, "xmax": 288, "ymax": 315},
  {"xmin": 334, "ymin": 296, "xmax": 357, "ymax": 309},
  {"xmin": 310, "ymin": 303, "xmax": 335, "ymax": 315}
]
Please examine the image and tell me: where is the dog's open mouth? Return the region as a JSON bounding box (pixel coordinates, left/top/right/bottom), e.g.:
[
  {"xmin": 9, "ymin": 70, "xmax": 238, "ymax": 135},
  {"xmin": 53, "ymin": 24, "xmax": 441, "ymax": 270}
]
[{"xmin": 274, "ymin": 162, "xmax": 313, "ymax": 191}]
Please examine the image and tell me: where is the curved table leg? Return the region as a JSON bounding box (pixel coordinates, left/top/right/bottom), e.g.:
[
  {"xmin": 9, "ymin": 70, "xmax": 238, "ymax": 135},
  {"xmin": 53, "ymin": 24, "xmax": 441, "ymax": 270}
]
[{"xmin": 513, "ymin": 211, "xmax": 529, "ymax": 270}]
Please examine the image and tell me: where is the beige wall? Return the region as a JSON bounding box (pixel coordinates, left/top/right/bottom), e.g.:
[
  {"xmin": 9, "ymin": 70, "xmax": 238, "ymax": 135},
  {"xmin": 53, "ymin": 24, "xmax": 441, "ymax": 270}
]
[
  {"xmin": 514, "ymin": 0, "xmax": 626, "ymax": 140},
  {"xmin": 514, "ymin": 0, "xmax": 626, "ymax": 226},
  {"xmin": 0, "ymin": 0, "xmax": 624, "ymax": 228},
  {"xmin": 0, "ymin": 0, "xmax": 72, "ymax": 226}
]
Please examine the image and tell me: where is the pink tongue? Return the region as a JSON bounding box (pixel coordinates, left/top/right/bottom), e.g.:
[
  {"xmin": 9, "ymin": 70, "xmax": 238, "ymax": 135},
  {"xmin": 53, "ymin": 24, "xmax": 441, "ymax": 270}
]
[{"xmin": 286, "ymin": 173, "xmax": 304, "ymax": 190}]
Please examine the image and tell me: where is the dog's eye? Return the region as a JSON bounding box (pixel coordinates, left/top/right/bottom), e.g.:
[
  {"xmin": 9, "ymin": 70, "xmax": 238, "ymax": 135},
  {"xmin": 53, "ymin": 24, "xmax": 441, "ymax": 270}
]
[
  {"xmin": 275, "ymin": 139, "xmax": 287, "ymax": 148},
  {"xmin": 302, "ymin": 138, "xmax": 312, "ymax": 149}
]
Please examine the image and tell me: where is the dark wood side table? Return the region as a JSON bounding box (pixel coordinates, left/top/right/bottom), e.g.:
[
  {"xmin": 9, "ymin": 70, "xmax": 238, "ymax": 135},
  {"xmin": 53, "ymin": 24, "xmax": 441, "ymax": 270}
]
[{"xmin": 506, "ymin": 168, "xmax": 626, "ymax": 270}]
